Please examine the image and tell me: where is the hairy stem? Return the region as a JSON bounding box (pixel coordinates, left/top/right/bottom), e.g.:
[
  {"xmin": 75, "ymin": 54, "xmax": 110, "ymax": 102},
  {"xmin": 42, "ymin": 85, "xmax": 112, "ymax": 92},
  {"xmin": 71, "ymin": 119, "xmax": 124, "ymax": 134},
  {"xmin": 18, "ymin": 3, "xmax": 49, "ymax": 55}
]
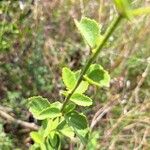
[{"xmin": 61, "ymin": 15, "xmax": 122, "ymax": 112}]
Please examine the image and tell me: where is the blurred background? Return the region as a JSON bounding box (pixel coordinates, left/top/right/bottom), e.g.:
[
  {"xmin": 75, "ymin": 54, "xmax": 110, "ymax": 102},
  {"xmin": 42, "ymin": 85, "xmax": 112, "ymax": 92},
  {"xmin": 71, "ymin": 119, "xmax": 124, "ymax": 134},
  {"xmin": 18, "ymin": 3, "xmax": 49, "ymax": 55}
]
[{"xmin": 0, "ymin": 0, "xmax": 150, "ymax": 149}]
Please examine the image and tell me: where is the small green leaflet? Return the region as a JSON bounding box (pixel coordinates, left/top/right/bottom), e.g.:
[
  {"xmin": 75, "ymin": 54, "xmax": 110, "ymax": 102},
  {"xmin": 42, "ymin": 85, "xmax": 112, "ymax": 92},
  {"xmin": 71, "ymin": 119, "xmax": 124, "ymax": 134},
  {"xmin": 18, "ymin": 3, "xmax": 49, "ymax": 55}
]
[
  {"xmin": 30, "ymin": 130, "xmax": 47, "ymax": 150},
  {"xmin": 66, "ymin": 111, "xmax": 88, "ymax": 130},
  {"xmin": 50, "ymin": 101, "xmax": 62, "ymax": 110},
  {"xmin": 44, "ymin": 118, "xmax": 59, "ymax": 138},
  {"xmin": 132, "ymin": 7, "xmax": 150, "ymax": 16},
  {"xmin": 74, "ymin": 128, "xmax": 89, "ymax": 145},
  {"xmin": 70, "ymin": 93, "xmax": 93, "ymax": 106},
  {"xmin": 46, "ymin": 134, "xmax": 60, "ymax": 149},
  {"xmin": 28, "ymin": 96, "xmax": 50, "ymax": 113},
  {"xmin": 30, "ymin": 143, "xmax": 40, "ymax": 150},
  {"xmin": 84, "ymin": 64, "xmax": 110, "ymax": 87},
  {"xmin": 76, "ymin": 80, "xmax": 89, "ymax": 94},
  {"xmin": 28, "ymin": 96, "xmax": 61, "ymax": 120},
  {"xmin": 62, "ymin": 67, "xmax": 89, "ymax": 93},
  {"xmin": 63, "ymin": 103, "xmax": 76, "ymax": 114},
  {"xmin": 57, "ymin": 119, "xmax": 75, "ymax": 139},
  {"xmin": 30, "ymin": 131, "xmax": 43, "ymax": 144},
  {"xmin": 60, "ymin": 126, "xmax": 74, "ymax": 139},
  {"xmin": 62, "ymin": 67, "xmax": 76, "ymax": 90},
  {"xmin": 75, "ymin": 17, "xmax": 103, "ymax": 49},
  {"xmin": 38, "ymin": 107, "xmax": 61, "ymax": 120}
]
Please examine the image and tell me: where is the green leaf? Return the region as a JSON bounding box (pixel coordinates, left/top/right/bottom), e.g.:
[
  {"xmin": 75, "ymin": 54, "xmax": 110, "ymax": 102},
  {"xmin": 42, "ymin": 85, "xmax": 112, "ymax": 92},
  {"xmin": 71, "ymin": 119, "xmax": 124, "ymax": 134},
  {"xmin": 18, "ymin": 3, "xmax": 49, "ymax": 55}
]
[
  {"xmin": 75, "ymin": 81, "xmax": 89, "ymax": 94},
  {"xmin": 40, "ymin": 143, "xmax": 47, "ymax": 150},
  {"xmin": 30, "ymin": 143, "xmax": 40, "ymax": 150},
  {"xmin": 28, "ymin": 96, "xmax": 61, "ymax": 120},
  {"xmin": 46, "ymin": 134, "xmax": 60, "ymax": 149},
  {"xmin": 75, "ymin": 70, "xmax": 89, "ymax": 93},
  {"xmin": 84, "ymin": 64, "xmax": 110, "ymax": 87},
  {"xmin": 44, "ymin": 118, "xmax": 59, "ymax": 138},
  {"xmin": 75, "ymin": 17, "xmax": 102, "ymax": 48},
  {"xmin": 63, "ymin": 103, "xmax": 76, "ymax": 114},
  {"xmin": 50, "ymin": 101, "xmax": 62, "ymax": 110},
  {"xmin": 57, "ymin": 120, "xmax": 66, "ymax": 130},
  {"xmin": 57, "ymin": 120, "xmax": 75, "ymax": 139},
  {"xmin": 30, "ymin": 131, "xmax": 43, "ymax": 144},
  {"xmin": 132, "ymin": 7, "xmax": 150, "ymax": 16},
  {"xmin": 62, "ymin": 67, "xmax": 76, "ymax": 91},
  {"xmin": 113, "ymin": 0, "xmax": 132, "ymax": 19},
  {"xmin": 60, "ymin": 126, "xmax": 75, "ymax": 139},
  {"xmin": 62, "ymin": 68, "xmax": 89, "ymax": 94},
  {"xmin": 74, "ymin": 128, "xmax": 89, "ymax": 145},
  {"xmin": 30, "ymin": 129, "xmax": 47, "ymax": 150},
  {"xmin": 66, "ymin": 111, "xmax": 88, "ymax": 129},
  {"xmin": 70, "ymin": 93, "xmax": 93, "ymax": 106},
  {"xmin": 28, "ymin": 96, "xmax": 50, "ymax": 114},
  {"xmin": 45, "ymin": 140, "xmax": 54, "ymax": 150},
  {"xmin": 37, "ymin": 107, "xmax": 61, "ymax": 120}
]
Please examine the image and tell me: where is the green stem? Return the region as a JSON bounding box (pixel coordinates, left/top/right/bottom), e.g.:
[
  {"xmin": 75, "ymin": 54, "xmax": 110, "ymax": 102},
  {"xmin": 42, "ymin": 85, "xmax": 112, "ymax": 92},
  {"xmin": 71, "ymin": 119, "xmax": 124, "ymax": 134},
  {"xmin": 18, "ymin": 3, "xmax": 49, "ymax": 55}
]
[{"xmin": 61, "ymin": 15, "xmax": 122, "ymax": 112}]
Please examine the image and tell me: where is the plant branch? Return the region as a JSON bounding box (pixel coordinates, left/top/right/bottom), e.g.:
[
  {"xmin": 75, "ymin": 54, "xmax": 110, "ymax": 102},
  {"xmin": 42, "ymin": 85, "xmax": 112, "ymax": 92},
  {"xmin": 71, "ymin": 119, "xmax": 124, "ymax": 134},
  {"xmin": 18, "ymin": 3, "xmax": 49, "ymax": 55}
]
[
  {"xmin": 61, "ymin": 15, "xmax": 122, "ymax": 112},
  {"xmin": 0, "ymin": 109, "xmax": 39, "ymax": 131}
]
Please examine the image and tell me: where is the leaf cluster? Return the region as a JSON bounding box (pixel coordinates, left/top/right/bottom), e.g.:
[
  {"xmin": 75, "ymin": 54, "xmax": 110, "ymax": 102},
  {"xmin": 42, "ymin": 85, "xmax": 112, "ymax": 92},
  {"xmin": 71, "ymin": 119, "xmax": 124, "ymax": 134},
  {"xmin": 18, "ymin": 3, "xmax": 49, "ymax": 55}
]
[{"xmin": 28, "ymin": 1, "xmax": 150, "ymax": 149}]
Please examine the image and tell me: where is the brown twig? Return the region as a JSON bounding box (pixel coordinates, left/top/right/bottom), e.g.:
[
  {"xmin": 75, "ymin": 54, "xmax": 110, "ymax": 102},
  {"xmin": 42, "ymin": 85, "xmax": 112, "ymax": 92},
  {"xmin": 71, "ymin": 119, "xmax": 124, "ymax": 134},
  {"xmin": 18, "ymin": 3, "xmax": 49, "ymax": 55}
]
[
  {"xmin": 104, "ymin": 107, "xmax": 137, "ymax": 138},
  {"xmin": 0, "ymin": 109, "xmax": 39, "ymax": 131},
  {"xmin": 104, "ymin": 100, "xmax": 150, "ymax": 140},
  {"xmin": 90, "ymin": 94, "xmax": 120, "ymax": 130},
  {"xmin": 134, "ymin": 127, "xmax": 149, "ymax": 150},
  {"xmin": 134, "ymin": 57, "xmax": 150, "ymax": 103}
]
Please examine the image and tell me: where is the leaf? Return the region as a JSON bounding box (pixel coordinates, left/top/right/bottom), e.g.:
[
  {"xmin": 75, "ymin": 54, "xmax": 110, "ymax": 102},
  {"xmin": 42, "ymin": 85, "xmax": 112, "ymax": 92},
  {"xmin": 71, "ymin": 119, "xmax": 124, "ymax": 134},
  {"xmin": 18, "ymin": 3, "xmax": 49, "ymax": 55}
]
[
  {"xmin": 50, "ymin": 101, "xmax": 62, "ymax": 110},
  {"xmin": 62, "ymin": 67, "xmax": 76, "ymax": 91},
  {"xmin": 75, "ymin": 70, "xmax": 89, "ymax": 94},
  {"xmin": 30, "ymin": 131, "xmax": 43, "ymax": 144},
  {"xmin": 75, "ymin": 70, "xmax": 89, "ymax": 93},
  {"xmin": 60, "ymin": 126, "xmax": 75, "ymax": 139},
  {"xmin": 28, "ymin": 96, "xmax": 50, "ymax": 115},
  {"xmin": 28, "ymin": 96, "xmax": 61, "ymax": 120},
  {"xmin": 45, "ymin": 140, "xmax": 54, "ymax": 150},
  {"xmin": 44, "ymin": 118, "xmax": 59, "ymax": 138},
  {"xmin": 30, "ymin": 129, "xmax": 47, "ymax": 150},
  {"xmin": 63, "ymin": 103, "xmax": 76, "ymax": 114},
  {"xmin": 57, "ymin": 120, "xmax": 66, "ymax": 130},
  {"xmin": 30, "ymin": 143, "xmax": 40, "ymax": 150},
  {"xmin": 66, "ymin": 111, "xmax": 88, "ymax": 130},
  {"xmin": 40, "ymin": 143, "xmax": 47, "ymax": 150},
  {"xmin": 70, "ymin": 93, "xmax": 93, "ymax": 106},
  {"xmin": 62, "ymin": 68, "xmax": 89, "ymax": 94},
  {"xmin": 113, "ymin": 0, "xmax": 132, "ymax": 19},
  {"xmin": 75, "ymin": 17, "xmax": 102, "ymax": 48},
  {"xmin": 75, "ymin": 81, "xmax": 89, "ymax": 94},
  {"xmin": 57, "ymin": 120, "xmax": 75, "ymax": 139},
  {"xmin": 132, "ymin": 7, "xmax": 150, "ymax": 16},
  {"xmin": 84, "ymin": 64, "xmax": 110, "ymax": 87},
  {"xmin": 48, "ymin": 134, "xmax": 60, "ymax": 149},
  {"xmin": 74, "ymin": 128, "xmax": 89, "ymax": 145},
  {"xmin": 37, "ymin": 107, "xmax": 61, "ymax": 120}
]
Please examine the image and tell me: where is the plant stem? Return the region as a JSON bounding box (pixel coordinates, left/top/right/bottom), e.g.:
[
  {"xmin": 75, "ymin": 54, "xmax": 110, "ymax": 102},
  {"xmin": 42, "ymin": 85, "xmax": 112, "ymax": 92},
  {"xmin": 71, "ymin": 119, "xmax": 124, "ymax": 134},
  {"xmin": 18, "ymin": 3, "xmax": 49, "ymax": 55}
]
[{"xmin": 61, "ymin": 15, "xmax": 122, "ymax": 112}]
